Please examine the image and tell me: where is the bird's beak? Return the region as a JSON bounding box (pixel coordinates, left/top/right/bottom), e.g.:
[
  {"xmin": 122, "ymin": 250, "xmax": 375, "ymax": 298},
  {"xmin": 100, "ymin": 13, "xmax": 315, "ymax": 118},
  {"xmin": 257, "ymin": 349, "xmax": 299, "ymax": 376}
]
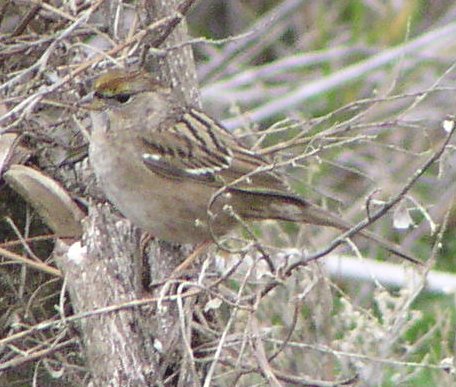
[
  {"xmin": 79, "ymin": 91, "xmax": 103, "ymax": 111},
  {"xmin": 80, "ymin": 91, "xmax": 93, "ymax": 105}
]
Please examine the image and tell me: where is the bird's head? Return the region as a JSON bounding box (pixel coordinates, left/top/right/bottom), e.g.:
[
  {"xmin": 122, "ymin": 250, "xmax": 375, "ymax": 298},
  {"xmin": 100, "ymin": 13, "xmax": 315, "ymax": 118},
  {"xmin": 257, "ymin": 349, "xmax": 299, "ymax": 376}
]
[{"xmin": 84, "ymin": 69, "xmax": 167, "ymax": 112}]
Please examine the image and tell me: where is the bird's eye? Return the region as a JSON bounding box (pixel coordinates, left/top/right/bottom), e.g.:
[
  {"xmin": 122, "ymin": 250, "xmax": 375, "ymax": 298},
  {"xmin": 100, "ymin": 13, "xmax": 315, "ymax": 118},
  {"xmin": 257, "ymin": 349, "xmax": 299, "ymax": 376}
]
[{"xmin": 114, "ymin": 93, "xmax": 131, "ymax": 103}]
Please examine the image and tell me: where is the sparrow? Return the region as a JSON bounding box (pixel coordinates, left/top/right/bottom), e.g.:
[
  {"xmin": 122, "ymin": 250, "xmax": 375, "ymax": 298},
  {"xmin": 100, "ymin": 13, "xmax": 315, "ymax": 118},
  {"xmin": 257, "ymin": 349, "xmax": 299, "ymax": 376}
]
[{"xmin": 86, "ymin": 69, "xmax": 419, "ymax": 264}]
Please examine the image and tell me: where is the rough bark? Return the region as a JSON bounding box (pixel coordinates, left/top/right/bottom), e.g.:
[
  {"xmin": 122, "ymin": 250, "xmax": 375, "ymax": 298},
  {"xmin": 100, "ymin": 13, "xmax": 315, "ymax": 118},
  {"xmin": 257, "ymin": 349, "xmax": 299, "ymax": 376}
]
[{"xmin": 56, "ymin": 207, "xmax": 158, "ymax": 387}]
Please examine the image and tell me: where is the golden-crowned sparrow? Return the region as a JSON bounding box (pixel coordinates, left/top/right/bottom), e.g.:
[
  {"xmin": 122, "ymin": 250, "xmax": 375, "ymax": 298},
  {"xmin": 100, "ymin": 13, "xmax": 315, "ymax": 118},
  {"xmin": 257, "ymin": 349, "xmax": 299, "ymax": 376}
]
[{"xmin": 87, "ymin": 69, "xmax": 419, "ymax": 264}]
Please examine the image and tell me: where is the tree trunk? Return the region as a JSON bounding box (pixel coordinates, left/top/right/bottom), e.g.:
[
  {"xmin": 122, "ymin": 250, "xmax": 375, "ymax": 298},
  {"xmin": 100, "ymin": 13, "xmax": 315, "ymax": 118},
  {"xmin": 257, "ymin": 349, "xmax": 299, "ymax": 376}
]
[{"xmin": 56, "ymin": 1, "xmax": 201, "ymax": 385}]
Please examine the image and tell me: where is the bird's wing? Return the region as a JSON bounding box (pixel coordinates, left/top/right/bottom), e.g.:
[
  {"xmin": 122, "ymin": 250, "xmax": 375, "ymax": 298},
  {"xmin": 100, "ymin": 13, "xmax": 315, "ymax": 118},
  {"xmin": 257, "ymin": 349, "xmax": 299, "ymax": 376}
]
[{"xmin": 139, "ymin": 108, "xmax": 288, "ymax": 191}]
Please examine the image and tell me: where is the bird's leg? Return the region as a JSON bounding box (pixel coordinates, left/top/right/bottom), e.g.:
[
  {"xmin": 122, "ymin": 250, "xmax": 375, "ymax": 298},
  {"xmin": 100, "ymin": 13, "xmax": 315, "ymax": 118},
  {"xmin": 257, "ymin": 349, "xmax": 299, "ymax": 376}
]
[{"xmin": 139, "ymin": 232, "xmax": 155, "ymax": 256}]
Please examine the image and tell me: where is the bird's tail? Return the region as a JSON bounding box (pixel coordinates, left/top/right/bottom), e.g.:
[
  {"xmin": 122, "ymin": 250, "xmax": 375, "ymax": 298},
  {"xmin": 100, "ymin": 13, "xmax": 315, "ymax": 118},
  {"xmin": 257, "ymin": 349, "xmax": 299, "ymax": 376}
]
[{"xmin": 234, "ymin": 190, "xmax": 421, "ymax": 265}]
